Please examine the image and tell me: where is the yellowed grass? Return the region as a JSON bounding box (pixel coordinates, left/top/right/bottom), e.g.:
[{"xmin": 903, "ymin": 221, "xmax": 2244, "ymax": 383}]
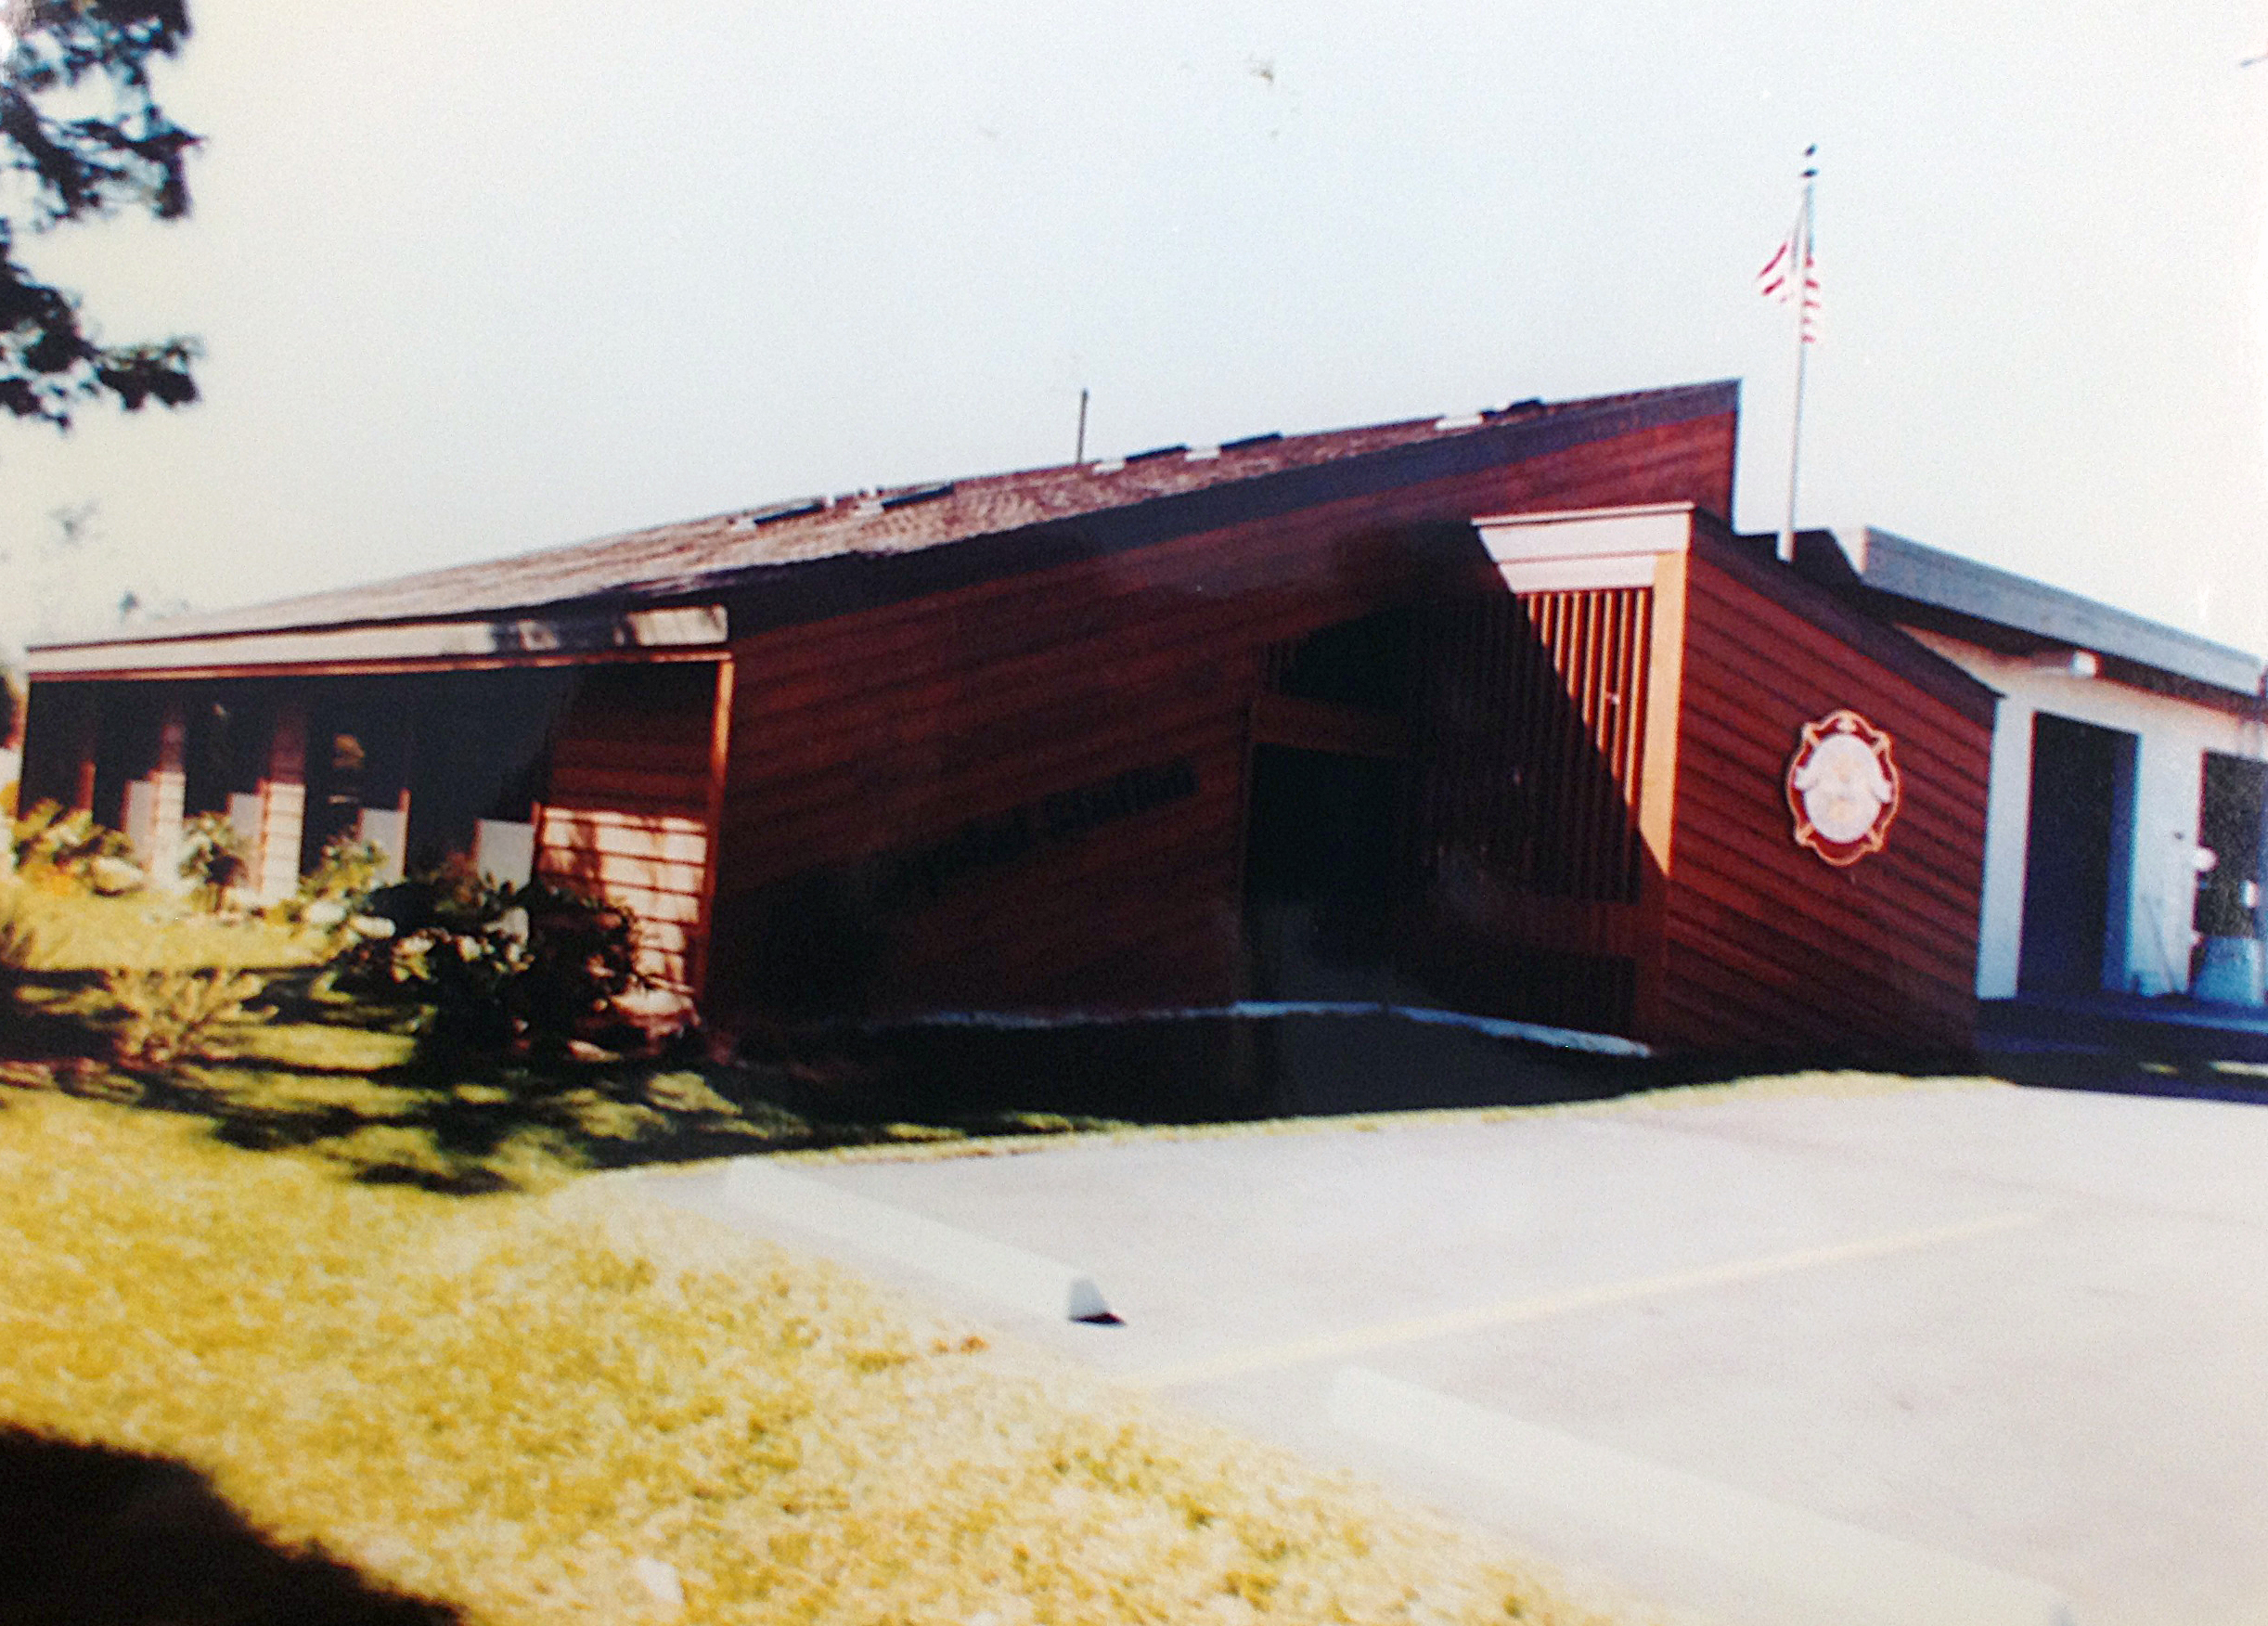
[
  {"xmin": 0, "ymin": 1090, "xmax": 1647, "ymax": 1625},
  {"xmin": 0, "ymin": 884, "xmax": 321, "ymax": 972}
]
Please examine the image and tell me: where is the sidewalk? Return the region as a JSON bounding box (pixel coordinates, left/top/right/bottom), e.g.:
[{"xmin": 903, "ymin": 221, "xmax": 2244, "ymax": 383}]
[{"xmin": 628, "ymin": 1079, "xmax": 2268, "ymax": 1626}]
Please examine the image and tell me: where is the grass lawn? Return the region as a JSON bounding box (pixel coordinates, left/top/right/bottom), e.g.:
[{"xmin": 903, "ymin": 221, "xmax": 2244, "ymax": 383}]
[
  {"xmin": 0, "ymin": 885, "xmax": 322, "ymax": 972},
  {"xmin": 0, "ymin": 1087, "xmax": 1641, "ymax": 1625},
  {"xmin": 0, "ymin": 885, "xmax": 1133, "ymax": 1192},
  {"xmin": 0, "ymin": 883, "xmax": 1663, "ymax": 1620},
  {"xmin": 4, "ymin": 887, "xmax": 1960, "ymax": 1194},
  {"xmin": 4, "ymin": 881, "xmax": 1952, "ymax": 1623}
]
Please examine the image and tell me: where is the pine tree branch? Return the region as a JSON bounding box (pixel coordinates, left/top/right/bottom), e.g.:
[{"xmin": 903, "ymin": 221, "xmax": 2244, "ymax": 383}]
[{"xmin": 1, "ymin": 0, "xmax": 200, "ymax": 428}]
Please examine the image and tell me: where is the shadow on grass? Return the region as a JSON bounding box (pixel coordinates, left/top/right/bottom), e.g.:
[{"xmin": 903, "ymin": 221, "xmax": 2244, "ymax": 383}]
[
  {"xmin": 1, "ymin": 964, "xmax": 1149, "ymax": 1194},
  {"xmin": 8, "ymin": 955, "xmax": 2051, "ymax": 1194},
  {"xmin": 0, "ymin": 1427, "xmax": 457, "ymax": 1626}
]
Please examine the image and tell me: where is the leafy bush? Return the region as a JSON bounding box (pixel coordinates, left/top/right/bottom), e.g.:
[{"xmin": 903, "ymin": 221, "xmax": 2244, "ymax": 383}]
[
  {"xmin": 103, "ymin": 967, "xmax": 266, "ymax": 1074},
  {"xmin": 336, "ymin": 857, "xmax": 642, "ymax": 1065},
  {"xmin": 11, "ymin": 801, "xmax": 138, "ymax": 893},
  {"xmin": 178, "ymin": 812, "xmax": 249, "ymax": 912},
  {"xmin": 278, "ymin": 833, "xmax": 390, "ymax": 928}
]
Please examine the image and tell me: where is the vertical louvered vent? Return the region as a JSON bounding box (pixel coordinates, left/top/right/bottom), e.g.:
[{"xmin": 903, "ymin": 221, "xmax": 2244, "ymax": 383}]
[{"xmin": 1417, "ymin": 587, "xmax": 1651, "ymax": 903}]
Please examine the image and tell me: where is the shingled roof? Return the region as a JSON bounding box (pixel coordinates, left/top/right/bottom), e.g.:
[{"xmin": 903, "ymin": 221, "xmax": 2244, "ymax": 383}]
[{"xmin": 32, "ymin": 380, "xmax": 1736, "ymax": 670}]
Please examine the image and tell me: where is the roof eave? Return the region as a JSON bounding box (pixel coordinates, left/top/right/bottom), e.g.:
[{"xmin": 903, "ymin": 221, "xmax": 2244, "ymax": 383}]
[
  {"xmin": 31, "ymin": 379, "xmax": 1743, "ymax": 678},
  {"xmin": 1844, "ymin": 527, "xmax": 2265, "ymax": 699}
]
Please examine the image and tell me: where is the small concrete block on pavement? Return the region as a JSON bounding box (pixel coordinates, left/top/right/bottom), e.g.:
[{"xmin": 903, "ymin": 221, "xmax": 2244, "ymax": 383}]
[{"xmin": 712, "ymin": 1158, "xmax": 1114, "ymax": 1323}]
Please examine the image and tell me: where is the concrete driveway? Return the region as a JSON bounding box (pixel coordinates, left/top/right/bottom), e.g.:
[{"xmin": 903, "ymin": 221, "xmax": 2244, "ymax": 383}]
[{"xmin": 629, "ymin": 1079, "xmax": 2268, "ymax": 1626}]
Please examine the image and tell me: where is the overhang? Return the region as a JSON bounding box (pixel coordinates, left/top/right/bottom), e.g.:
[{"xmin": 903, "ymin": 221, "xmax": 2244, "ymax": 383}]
[
  {"xmin": 28, "ymin": 603, "xmax": 728, "ymax": 681},
  {"xmin": 1831, "ymin": 527, "xmax": 2264, "ymax": 701}
]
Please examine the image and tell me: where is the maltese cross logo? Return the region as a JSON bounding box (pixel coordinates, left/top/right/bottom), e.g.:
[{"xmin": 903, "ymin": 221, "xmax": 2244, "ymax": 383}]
[{"xmin": 1786, "ymin": 709, "xmax": 1901, "ymax": 867}]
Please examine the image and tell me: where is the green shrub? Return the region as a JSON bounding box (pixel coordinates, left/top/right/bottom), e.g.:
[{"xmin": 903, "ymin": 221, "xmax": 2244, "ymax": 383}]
[
  {"xmin": 279, "ymin": 833, "xmax": 390, "ymax": 928},
  {"xmin": 103, "ymin": 967, "xmax": 266, "ymax": 1074},
  {"xmin": 178, "ymin": 812, "xmax": 250, "ymax": 913},
  {"xmin": 11, "ymin": 801, "xmax": 138, "ymax": 893},
  {"xmin": 335, "ymin": 858, "xmax": 642, "ymax": 1065}
]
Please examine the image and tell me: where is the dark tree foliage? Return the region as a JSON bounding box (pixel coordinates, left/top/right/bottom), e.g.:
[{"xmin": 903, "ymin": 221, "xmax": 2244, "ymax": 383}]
[{"xmin": 1, "ymin": 0, "xmax": 199, "ymax": 428}]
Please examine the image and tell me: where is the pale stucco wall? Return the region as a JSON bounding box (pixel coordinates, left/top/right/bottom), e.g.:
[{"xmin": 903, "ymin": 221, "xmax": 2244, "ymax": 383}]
[{"xmin": 1902, "ymin": 628, "xmax": 2268, "ymax": 1000}]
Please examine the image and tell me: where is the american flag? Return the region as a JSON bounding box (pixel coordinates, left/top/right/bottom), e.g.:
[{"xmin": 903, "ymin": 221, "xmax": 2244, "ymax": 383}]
[{"xmin": 1757, "ymin": 230, "xmax": 1821, "ymax": 343}]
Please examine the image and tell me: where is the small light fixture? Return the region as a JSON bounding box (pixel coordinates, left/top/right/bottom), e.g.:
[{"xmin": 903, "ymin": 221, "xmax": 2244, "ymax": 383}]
[{"xmin": 2029, "ymin": 649, "xmax": 2099, "ymax": 678}]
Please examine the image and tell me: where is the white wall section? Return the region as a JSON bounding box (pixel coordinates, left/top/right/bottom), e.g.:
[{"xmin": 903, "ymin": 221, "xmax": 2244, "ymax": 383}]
[{"xmin": 1903, "ymin": 630, "xmax": 2268, "ymax": 999}]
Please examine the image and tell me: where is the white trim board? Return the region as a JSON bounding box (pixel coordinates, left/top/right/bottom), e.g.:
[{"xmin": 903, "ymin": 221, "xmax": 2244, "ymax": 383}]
[
  {"xmin": 1475, "ymin": 504, "xmax": 1694, "ymax": 594},
  {"xmin": 29, "ymin": 604, "xmax": 728, "ymax": 676}
]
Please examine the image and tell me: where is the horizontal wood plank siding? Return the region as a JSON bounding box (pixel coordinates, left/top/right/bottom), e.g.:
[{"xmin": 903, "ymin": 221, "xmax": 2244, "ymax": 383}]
[
  {"xmin": 723, "ymin": 415, "xmax": 1736, "ymax": 713},
  {"xmin": 537, "ymin": 664, "xmax": 720, "ymax": 991},
  {"xmin": 1658, "ymin": 548, "xmax": 1990, "ymax": 1052},
  {"xmin": 708, "ymin": 412, "xmax": 1738, "ymax": 1025}
]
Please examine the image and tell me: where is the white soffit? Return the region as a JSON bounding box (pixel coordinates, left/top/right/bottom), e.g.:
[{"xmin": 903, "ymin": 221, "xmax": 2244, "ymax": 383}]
[
  {"xmin": 28, "ymin": 603, "xmax": 728, "ymax": 677},
  {"xmin": 1475, "ymin": 503, "xmax": 1694, "ymax": 593}
]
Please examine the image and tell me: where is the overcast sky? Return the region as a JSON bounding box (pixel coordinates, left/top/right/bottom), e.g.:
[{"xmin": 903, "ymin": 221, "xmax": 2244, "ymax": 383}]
[{"xmin": 3, "ymin": 1, "xmax": 2263, "ymax": 657}]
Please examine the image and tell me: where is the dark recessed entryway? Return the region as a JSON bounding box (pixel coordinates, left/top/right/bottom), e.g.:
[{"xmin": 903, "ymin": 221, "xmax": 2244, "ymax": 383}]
[
  {"xmin": 1242, "ymin": 743, "xmax": 1403, "ymax": 1004},
  {"xmin": 2018, "ymin": 712, "xmax": 2137, "ymax": 996}
]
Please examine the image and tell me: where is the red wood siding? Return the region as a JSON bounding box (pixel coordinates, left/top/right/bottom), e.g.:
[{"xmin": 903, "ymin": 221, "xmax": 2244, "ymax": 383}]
[
  {"xmin": 537, "ymin": 663, "xmax": 721, "ymax": 992},
  {"xmin": 1656, "ymin": 544, "xmax": 1991, "ymax": 1052},
  {"xmin": 706, "ymin": 412, "xmax": 1737, "ymax": 1023}
]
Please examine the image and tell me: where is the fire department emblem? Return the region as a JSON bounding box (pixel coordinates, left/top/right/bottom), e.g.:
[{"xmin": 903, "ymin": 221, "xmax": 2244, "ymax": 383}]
[{"xmin": 1785, "ymin": 709, "xmax": 1901, "ymax": 867}]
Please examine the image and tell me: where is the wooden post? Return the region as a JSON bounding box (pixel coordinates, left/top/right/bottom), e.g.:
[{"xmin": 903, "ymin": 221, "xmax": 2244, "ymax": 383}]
[
  {"xmin": 690, "ymin": 654, "xmax": 736, "ymax": 1003},
  {"xmin": 1628, "ymin": 534, "xmax": 1691, "ymax": 1040},
  {"xmin": 0, "ymin": 680, "xmax": 19, "ymax": 879},
  {"xmin": 255, "ymin": 702, "xmax": 308, "ymax": 901},
  {"xmin": 375, "ymin": 706, "xmax": 415, "ymax": 883},
  {"xmin": 71, "ymin": 690, "xmax": 99, "ymax": 816},
  {"xmin": 148, "ymin": 699, "xmax": 188, "ymax": 887}
]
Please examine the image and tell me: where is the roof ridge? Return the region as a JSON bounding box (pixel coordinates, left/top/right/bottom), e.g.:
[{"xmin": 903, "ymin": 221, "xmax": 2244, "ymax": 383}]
[{"xmin": 33, "ymin": 380, "xmax": 1738, "ymax": 652}]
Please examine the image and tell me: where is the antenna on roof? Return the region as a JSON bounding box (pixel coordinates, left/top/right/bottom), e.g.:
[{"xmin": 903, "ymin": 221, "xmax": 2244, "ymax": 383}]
[{"xmin": 1076, "ymin": 388, "xmax": 1089, "ymax": 464}]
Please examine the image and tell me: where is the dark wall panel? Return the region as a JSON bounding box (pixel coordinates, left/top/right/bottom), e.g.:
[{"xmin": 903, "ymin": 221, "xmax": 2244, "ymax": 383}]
[{"xmin": 707, "ymin": 413, "xmax": 1739, "ymax": 1023}]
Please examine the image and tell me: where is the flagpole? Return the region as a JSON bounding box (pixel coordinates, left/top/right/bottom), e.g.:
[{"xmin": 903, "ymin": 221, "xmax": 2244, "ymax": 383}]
[{"xmin": 1776, "ymin": 148, "xmax": 1817, "ymax": 564}]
